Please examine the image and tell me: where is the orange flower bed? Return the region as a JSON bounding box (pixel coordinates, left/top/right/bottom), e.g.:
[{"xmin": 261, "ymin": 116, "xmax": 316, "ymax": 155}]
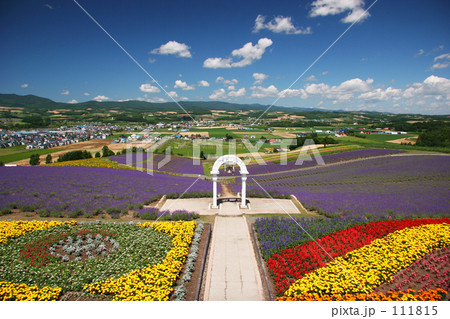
[{"xmin": 277, "ymin": 288, "xmax": 448, "ymax": 301}]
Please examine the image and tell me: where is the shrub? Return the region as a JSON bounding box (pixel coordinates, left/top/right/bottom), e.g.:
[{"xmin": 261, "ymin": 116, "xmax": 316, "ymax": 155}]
[
  {"xmin": 67, "ymin": 210, "xmax": 83, "ymax": 218},
  {"xmin": 0, "ymin": 208, "xmax": 12, "ymax": 216},
  {"xmin": 92, "ymin": 208, "xmax": 103, "ymax": 215},
  {"xmin": 37, "ymin": 209, "xmax": 50, "ymax": 217},
  {"xmin": 158, "ymin": 213, "xmax": 172, "ymax": 221},
  {"xmin": 102, "ymin": 146, "xmax": 115, "ymax": 157},
  {"xmin": 95, "ymin": 152, "xmax": 101, "ymax": 158},
  {"xmin": 29, "ymin": 154, "xmax": 40, "ymax": 166},
  {"xmin": 21, "ymin": 204, "xmax": 36, "ymax": 212},
  {"xmin": 106, "ymin": 207, "xmax": 121, "ymax": 215},
  {"xmin": 57, "ymin": 150, "xmax": 92, "ymax": 163},
  {"xmin": 171, "ymin": 211, "xmax": 193, "ymax": 221},
  {"xmin": 50, "ymin": 211, "xmax": 64, "ymax": 218},
  {"xmin": 45, "ymin": 154, "xmax": 52, "ymax": 164},
  {"xmin": 8, "ymin": 202, "xmax": 18, "ymax": 209},
  {"xmin": 140, "ymin": 212, "xmax": 157, "ymax": 220}
]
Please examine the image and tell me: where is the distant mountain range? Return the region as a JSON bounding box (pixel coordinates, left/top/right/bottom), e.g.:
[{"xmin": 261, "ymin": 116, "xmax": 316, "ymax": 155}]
[{"xmin": 0, "ymin": 93, "xmax": 318, "ymax": 113}]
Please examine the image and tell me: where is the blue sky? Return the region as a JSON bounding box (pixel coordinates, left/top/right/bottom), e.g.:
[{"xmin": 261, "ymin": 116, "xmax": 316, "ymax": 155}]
[{"xmin": 0, "ymin": 0, "xmax": 449, "ymax": 114}]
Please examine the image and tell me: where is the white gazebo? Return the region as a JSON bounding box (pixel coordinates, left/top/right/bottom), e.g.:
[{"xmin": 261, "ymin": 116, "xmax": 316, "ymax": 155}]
[{"xmin": 210, "ymin": 155, "xmax": 249, "ymax": 208}]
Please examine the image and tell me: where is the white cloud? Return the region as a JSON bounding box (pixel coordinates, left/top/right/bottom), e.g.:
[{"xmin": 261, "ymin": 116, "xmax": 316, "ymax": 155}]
[
  {"xmin": 209, "ymin": 88, "xmax": 228, "ymax": 100},
  {"xmin": 197, "ymin": 80, "xmax": 210, "ymax": 87},
  {"xmin": 167, "ymin": 91, "xmax": 178, "ymax": 99},
  {"xmin": 44, "ymin": 4, "xmax": 53, "ymax": 9},
  {"xmin": 204, "ymin": 38, "xmax": 272, "ymax": 68},
  {"xmin": 359, "ymin": 87, "xmax": 402, "ymax": 101},
  {"xmin": 20, "ymin": 83, "xmax": 28, "ymax": 88},
  {"xmin": 253, "ymin": 15, "xmax": 312, "ymax": 34},
  {"xmin": 67, "ymin": 99, "xmax": 78, "ymax": 104},
  {"xmin": 83, "ymin": 92, "xmax": 90, "ymax": 96},
  {"xmin": 151, "ymin": 41, "xmax": 192, "ymax": 58},
  {"xmin": 174, "ymin": 80, "xmax": 195, "ymax": 90},
  {"xmin": 147, "ymin": 97, "xmax": 167, "ymax": 103},
  {"xmin": 434, "ymin": 53, "xmax": 450, "ymax": 61},
  {"xmin": 228, "ymin": 88, "xmax": 246, "ymax": 97},
  {"xmin": 280, "ymin": 88, "xmax": 306, "ymax": 98},
  {"xmin": 403, "ymin": 75, "xmax": 450, "ymax": 100},
  {"xmin": 415, "ymin": 49, "xmax": 425, "ymax": 57},
  {"xmin": 139, "ymin": 83, "xmax": 160, "ymax": 93},
  {"xmin": 304, "ymin": 75, "xmax": 318, "ymax": 82},
  {"xmin": 93, "ymin": 95, "xmax": 109, "ymax": 102},
  {"xmin": 252, "ymin": 75, "xmax": 449, "ymax": 114},
  {"xmin": 300, "ymin": 78, "xmax": 374, "ymax": 102},
  {"xmin": 203, "ymin": 57, "xmax": 232, "ymax": 69},
  {"xmin": 250, "ymin": 85, "xmax": 279, "ymax": 98},
  {"xmin": 231, "ymin": 38, "xmax": 273, "ymax": 67},
  {"xmin": 431, "ymin": 62, "xmax": 449, "ymax": 70},
  {"xmin": 253, "ymin": 72, "xmax": 268, "ymax": 84},
  {"xmin": 148, "ymin": 58, "xmax": 156, "ymax": 63},
  {"xmin": 216, "ymin": 77, "xmax": 238, "ymax": 85},
  {"xmin": 309, "ymin": 0, "xmax": 370, "ymax": 23},
  {"xmin": 61, "ymin": 90, "xmax": 69, "ymax": 95},
  {"xmin": 431, "ymin": 53, "xmax": 450, "ymax": 70},
  {"xmin": 227, "ymin": 85, "xmax": 235, "ymax": 91}
]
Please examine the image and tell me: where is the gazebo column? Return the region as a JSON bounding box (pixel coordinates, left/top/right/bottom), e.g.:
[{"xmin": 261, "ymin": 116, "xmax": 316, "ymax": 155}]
[
  {"xmin": 240, "ymin": 174, "xmax": 247, "ymax": 208},
  {"xmin": 212, "ymin": 174, "xmax": 218, "ymax": 208}
]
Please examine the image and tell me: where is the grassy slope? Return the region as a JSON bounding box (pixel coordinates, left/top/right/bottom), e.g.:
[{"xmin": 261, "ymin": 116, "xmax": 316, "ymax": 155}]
[{"xmin": 0, "ymin": 146, "xmax": 61, "ymax": 163}]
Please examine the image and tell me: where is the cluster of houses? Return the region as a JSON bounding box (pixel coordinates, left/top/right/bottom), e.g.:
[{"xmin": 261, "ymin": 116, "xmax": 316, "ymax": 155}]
[
  {"xmin": 0, "ymin": 125, "xmax": 119, "ymax": 149},
  {"xmin": 307, "ymin": 128, "xmax": 407, "ymax": 138}
]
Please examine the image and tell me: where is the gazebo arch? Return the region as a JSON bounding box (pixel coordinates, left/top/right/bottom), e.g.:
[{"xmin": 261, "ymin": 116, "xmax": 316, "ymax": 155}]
[{"xmin": 211, "ymin": 155, "xmax": 249, "ymax": 208}]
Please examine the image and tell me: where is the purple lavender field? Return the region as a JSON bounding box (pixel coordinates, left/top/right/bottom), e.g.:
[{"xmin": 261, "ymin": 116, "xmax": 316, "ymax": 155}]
[
  {"xmin": 232, "ymin": 155, "xmax": 450, "ymax": 218},
  {"xmin": 108, "ymin": 153, "xmax": 204, "ymax": 175},
  {"xmin": 223, "ymin": 148, "xmax": 405, "ymax": 176},
  {"xmin": 0, "ymin": 166, "xmax": 214, "ymax": 216}
]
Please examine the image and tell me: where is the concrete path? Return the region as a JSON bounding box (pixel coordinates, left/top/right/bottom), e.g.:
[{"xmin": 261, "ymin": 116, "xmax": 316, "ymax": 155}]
[
  {"xmin": 161, "ymin": 198, "xmax": 301, "ymax": 215},
  {"xmin": 204, "ymin": 216, "xmax": 265, "ymax": 301}
]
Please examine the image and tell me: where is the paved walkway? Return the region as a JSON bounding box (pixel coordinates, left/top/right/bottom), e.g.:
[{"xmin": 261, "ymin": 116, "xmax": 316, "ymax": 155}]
[
  {"xmin": 204, "ymin": 216, "xmax": 265, "ymax": 301},
  {"xmin": 161, "ymin": 198, "xmax": 301, "ymax": 215}
]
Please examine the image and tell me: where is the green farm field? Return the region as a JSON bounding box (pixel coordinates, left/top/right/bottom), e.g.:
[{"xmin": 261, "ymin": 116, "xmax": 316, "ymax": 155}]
[{"xmin": 0, "ymin": 145, "xmax": 61, "ymax": 164}]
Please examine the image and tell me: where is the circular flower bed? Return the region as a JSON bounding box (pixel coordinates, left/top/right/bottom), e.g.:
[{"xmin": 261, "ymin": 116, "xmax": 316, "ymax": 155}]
[{"xmin": 0, "ymin": 223, "xmax": 173, "ymax": 292}]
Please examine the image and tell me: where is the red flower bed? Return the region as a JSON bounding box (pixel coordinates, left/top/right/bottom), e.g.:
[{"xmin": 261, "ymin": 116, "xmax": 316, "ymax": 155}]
[
  {"xmin": 268, "ymin": 218, "xmax": 450, "ymax": 295},
  {"xmin": 20, "ymin": 229, "xmax": 117, "ymax": 268},
  {"xmin": 375, "ymin": 246, "xmax": 450, "ymax": 294}
]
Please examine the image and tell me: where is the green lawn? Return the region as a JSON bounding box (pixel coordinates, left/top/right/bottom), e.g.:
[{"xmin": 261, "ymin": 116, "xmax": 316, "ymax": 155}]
[
  {"xmin": 0, "ymin": 146, "xmax": 62, "ymax": 164},
  {"xmin": 337, "ymin": 136, "xmax": 449, "ymax": 153},
  {"xmin": 363, "ymin": 133, "xmax": 416, "ymax": 142},
  {"xmin": 190, "ymin": 127, "xmax": 275, "ymax": 138},
  {"xmin": 190, "ymin": 128, "xmax": 235, "ymax": 138},
  {"xmin": 158, "ymin": 139, "xmax": 274, "ymax": 158}
]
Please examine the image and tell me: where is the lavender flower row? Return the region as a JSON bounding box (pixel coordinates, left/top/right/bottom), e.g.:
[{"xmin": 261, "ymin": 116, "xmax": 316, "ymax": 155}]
[
  {"xmin": 0, "ymin": 166, "xmax": 214, "ymax": 216},
  {"xmin": 233, "ymin": 155, "xmax": 450, "ymax": 218},
  {"xmin": 109, "ymin": 154, "xmax": 204, "ymax": 175}
]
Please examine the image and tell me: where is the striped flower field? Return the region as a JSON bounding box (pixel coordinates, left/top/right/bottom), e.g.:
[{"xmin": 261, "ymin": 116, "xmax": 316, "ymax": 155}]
[{"xmin": 256, "ymin": 217, "xmax": 450, "ymax": 300}]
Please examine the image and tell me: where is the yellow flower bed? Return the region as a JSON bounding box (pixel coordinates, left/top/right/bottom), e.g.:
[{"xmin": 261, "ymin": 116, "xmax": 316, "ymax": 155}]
[
  {"xmin": 0, "ymin": 282, "xmax": 62, "ymax": 301},
  {"xmin": 46, "ymin": 158, "xmax": 135, "ymax": 170},
  {"xmin": 46, "ymin": 158, "xmax": 181, "ymax": 175},
  {"xmin": 83, "ymin": 221, "xmax": 196, "ymax": 301},
  {"xmin": 0, "ymin": 220, "xmax": 77, "ymax": 244},
  {"xmin": 284, "ymin": 223, "xmax": 450, "ymax": 298}
]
